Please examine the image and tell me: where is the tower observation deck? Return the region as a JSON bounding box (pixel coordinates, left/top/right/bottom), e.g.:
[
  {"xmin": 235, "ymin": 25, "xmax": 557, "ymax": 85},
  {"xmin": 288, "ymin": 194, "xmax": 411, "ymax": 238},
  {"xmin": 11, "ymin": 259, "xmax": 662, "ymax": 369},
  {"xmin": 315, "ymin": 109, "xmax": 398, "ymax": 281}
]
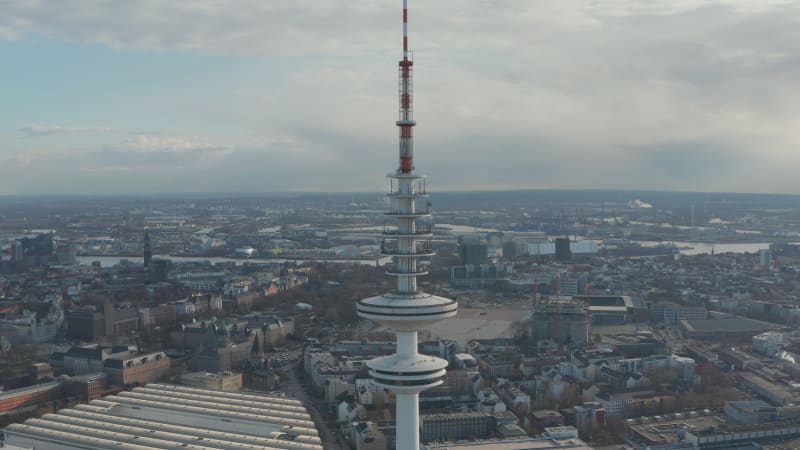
[{"xmin": 356, "ymin": 2, "xmax": 458, "ymax": 450}]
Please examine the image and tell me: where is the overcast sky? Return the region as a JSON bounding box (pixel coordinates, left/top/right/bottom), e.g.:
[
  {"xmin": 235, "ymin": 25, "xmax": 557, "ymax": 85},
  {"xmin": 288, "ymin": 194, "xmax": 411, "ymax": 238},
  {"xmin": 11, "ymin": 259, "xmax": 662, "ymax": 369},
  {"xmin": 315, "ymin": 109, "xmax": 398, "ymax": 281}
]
[{"xmin": 1, "ymin": 0, "xmax": 799, "ymax": 195}]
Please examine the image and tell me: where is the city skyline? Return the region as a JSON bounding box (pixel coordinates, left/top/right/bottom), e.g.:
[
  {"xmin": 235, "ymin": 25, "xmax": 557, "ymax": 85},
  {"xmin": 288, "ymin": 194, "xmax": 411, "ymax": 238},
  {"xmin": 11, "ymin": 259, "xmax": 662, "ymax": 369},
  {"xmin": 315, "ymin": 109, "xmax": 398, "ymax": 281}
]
[{"xmin": 3, "ymin": 1, "xmax": 800, "ymax": 195}]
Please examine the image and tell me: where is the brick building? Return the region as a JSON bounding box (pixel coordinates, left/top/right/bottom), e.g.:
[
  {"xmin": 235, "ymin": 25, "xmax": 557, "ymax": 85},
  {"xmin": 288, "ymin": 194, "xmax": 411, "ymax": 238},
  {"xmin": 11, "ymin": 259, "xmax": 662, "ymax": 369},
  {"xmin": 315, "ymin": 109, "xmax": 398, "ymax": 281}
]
[
  {"xmin": 104, "ymin": 351, "xmax": 170, "ymax": 386},
  {"xmin": 64, "ymin": 373, "xmax": 109, "ymax": 401},
  {"xmin": 139, "ymin": 304, "xmax": 177, "ymax": 329},
  {"xmin": 0, "ymin": 381, "xmax": 63, "ymax": 413},
  {"xmin": 181, "ymin": 371, "xmax": 242, "ymax": 392}
]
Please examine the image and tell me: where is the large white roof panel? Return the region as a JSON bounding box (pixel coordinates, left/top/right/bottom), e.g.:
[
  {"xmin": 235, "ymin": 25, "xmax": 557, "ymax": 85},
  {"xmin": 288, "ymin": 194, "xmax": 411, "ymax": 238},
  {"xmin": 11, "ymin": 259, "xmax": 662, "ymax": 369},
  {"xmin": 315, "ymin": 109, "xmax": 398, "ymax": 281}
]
[{"xmin": 2, "ymin": 383, "xmax": 323, "ymax": 450}]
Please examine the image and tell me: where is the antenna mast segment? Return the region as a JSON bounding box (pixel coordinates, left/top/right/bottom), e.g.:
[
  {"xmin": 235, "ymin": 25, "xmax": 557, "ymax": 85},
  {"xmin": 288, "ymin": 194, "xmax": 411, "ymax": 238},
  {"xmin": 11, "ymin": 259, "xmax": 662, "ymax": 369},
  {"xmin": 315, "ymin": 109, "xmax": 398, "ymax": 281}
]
[{"xmin": 398, "ymin": 0, "xmax": 415, "ymax": 174}]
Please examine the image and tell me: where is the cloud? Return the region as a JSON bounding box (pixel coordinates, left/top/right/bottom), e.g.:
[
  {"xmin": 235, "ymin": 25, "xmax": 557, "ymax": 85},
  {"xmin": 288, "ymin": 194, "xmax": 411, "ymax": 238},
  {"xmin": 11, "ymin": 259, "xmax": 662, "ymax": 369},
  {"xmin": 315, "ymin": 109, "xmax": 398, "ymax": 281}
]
[
  {"xmin": 1, "ymin": 154, "xmax": 33, "ymax": 166},
  {"xmin": 18, "ymin": 125, "xmax": 119, "ymax": 138},
  {"xmin": 0, "ymin": 1, "xmax": 392, "ymax": 55},
  {"xmin": 118, "ymin": 134, "xmax": 223, "ymax": 154},
  {"xmin": 78, "ymin": 166, "xmax": 133, "ymax": 173},
  {"xmin": 2, "ymin": 1, "xmax": 789, "ymax": 56},
  {"xmin": 2, "ymin": 1, "xmax": 800, "ymax": 194},
  {"xmin": 640, "ymin": 142, "xmax": 735, "ymax": 179}
]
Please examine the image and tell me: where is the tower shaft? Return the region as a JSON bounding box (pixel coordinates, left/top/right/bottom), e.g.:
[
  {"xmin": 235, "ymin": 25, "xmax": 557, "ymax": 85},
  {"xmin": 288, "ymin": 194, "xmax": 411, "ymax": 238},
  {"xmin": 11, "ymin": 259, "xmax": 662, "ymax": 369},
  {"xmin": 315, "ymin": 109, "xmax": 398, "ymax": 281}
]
[{"xmin": 357, "ymin": 3, "xmax": 458, "ymax": 450}]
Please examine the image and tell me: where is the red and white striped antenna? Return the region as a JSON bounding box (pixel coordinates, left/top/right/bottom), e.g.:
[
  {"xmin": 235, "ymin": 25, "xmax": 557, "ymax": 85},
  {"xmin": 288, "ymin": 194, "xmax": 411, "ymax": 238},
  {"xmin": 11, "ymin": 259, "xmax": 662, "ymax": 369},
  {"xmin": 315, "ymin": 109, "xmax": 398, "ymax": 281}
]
[
  {"xmin": 403, "ymin": 0, "xmax": 409, "ymax": 58},
  {"xmin": 398, "ymin": 0, "xmax": 415, "ymax": 174}
]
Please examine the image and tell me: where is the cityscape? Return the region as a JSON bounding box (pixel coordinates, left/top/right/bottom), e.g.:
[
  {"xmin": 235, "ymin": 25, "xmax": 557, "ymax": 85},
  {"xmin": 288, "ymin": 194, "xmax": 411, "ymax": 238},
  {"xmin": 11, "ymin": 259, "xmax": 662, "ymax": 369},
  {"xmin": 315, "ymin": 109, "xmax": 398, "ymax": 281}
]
[{"xmin": 3, "ymin": 1, "xmax": 800, "ymax": 450}]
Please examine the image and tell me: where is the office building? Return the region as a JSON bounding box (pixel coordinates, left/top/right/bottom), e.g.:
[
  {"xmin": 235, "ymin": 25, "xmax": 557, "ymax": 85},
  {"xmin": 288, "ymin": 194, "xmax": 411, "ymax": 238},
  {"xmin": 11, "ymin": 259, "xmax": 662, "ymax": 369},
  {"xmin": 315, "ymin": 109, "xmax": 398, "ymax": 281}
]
[
  {"xmin": 502, "ymin": 241, "xmax": 517, "ymax": 260},
  {"xmin": 531, "ymin": 298, "xmax": 588, "ymax": 345},
  {"xmin": 421, "ymin": 412, "xmax": 495, "ymax": 443},
  {"xmin": 449, "ymin": 263, "xmax": 511, "ymax": 289},
  {"xmin": 760, "ymin": 248, "xmax": 772, "ymax": 269},
  {"xmin": 555, "ymin": 238, "xmax": 571, "ymax": 261},
  {"xmin": 651, "ymin": 302, "xmax": 708, "ymax": 325},
  {"xmin": 66, "ymin": 309, "xmax": 106, "ymax": 341},
  {"xmin": 460, "ymin": 238, "xmax": 489, "ymax": 265},
  {"xmin": 725, "ymin": 401, "xmax": 778, "ymax": 425}
]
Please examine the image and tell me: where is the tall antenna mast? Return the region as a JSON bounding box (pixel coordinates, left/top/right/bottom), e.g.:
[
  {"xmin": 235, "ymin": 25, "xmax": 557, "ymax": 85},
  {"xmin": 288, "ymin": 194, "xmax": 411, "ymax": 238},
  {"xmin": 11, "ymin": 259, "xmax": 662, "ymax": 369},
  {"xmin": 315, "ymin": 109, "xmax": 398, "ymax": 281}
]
[
  {"xmin": 399, "ymin": 0, "xmax": 415, "ymax": 174},
  {"xmin": 403, "ymin": 0, "xmax": 409, "ymax": 58}
]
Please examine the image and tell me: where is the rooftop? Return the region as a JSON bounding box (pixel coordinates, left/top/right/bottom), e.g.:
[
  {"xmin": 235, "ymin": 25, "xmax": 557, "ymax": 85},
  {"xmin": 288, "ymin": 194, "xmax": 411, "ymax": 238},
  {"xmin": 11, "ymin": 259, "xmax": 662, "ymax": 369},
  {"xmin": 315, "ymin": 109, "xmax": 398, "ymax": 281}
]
[
  {"xmin": 629, "ymin": 415, "xmax": 723, "ymax": 445},
  {"xmin": 3, "ymin": 383, "xmax": 322, "ymax": 450},
  {"xmin": 681, "ymin": 317, "xmax": 784, "ymax": 333},
  {"xmin": 424, "ymin": 437, "xmax": 590, "ymax": 450}
]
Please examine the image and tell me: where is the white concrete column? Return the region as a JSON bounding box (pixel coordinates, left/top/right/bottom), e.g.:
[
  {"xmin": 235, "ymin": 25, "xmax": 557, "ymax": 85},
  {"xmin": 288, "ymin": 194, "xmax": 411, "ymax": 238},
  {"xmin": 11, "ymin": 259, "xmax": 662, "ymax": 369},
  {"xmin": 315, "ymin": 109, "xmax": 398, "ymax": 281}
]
[
  {"xmin": 396, "ymin": 393, "xmax": 420, "ymax": 450},
  {"xmin": 396, "ymin": 331, "xmax": 418, "ymax": 356}
]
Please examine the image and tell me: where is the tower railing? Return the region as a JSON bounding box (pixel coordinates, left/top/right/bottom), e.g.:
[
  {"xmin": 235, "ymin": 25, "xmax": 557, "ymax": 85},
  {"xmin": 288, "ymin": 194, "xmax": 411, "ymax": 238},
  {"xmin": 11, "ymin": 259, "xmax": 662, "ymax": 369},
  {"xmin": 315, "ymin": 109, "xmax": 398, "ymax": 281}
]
[{"xmin": 382, "ymin": 224, "xmax": 433, "ymax": 236}]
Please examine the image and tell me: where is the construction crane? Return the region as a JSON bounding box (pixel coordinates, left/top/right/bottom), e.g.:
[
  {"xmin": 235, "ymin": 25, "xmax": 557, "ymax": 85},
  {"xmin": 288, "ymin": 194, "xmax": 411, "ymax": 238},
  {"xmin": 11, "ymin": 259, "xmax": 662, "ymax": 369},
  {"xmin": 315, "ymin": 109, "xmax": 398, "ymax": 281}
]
[
  {"xmin": 586, "ymin": 282, "xmax": 592, "ymax": 344},
  {"xmin": 554, "ymin": 272, "xmax": 561, "ymax": 348}
]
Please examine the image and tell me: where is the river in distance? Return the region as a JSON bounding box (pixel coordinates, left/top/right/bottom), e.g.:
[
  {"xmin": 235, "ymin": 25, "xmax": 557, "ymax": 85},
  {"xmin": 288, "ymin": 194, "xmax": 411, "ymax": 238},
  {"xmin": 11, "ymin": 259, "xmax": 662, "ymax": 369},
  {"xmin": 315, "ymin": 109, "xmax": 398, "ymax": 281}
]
[
  {"xmin": 78, "ymin": 241, "xmax": 768, "ymax": 268},
  {"xmin": 77, "ymin": 255, "xmax": 393, "ymax": 268}
]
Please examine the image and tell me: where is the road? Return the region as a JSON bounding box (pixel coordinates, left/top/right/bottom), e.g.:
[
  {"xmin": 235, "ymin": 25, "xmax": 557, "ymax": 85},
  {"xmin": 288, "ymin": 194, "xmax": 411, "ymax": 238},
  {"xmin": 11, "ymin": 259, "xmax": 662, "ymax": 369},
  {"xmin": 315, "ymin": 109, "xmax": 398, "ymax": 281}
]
[{"xmin": 278, "ymin": 351, "xmax": 342, "ymax": 450}]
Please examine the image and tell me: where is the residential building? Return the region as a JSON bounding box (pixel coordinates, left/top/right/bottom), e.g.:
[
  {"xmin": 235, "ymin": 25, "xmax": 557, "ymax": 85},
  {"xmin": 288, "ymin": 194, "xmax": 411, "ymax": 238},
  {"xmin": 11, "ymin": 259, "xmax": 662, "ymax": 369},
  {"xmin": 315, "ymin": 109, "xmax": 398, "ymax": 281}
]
[
  {"xmin": 138, "ymin": 304, "xmax": 176, "ymax": 329},
  {"xmin": 0, "ymin": 308, "xmax": 63, "ymax": 344},
  {"xmin": 571, "ymin": 402, "xmax": 605, "ymax": 432},
  {"xmin": 352, "ymin": 421, "xmax": 387, "ymax": 450}
]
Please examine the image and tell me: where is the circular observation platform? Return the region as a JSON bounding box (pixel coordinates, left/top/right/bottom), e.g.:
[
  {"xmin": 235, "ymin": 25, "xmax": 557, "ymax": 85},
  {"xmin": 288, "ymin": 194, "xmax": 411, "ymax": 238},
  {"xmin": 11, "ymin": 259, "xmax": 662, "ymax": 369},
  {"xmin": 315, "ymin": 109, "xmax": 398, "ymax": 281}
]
[
  {"xmin": 384, "ymin": 211, "xmax": 431, "ymax": 218},
  {"xmin": 387, "ymin": 172, "xmax": 425, "ymax": 180},
  {"xmin": 357, "ymin": 292, "xmax": 458, "ymax": 330},
  {"xmin": 385, "ymin": 192, "xmax": 430, "ymax": 199},
  {"xmin": 380, "ymin": 248, "xmax": 436, "ymax": 257},
  {"xmin": 382, "ymin": 229, "xmax": 433, "ymax": 238},
  {"xmin": 385, "ymin": 268, "xmax": 429, "ymax": 277},
  {"xmin": 367, "ymin": 353, "xmax": 448, "ymax": 393}
]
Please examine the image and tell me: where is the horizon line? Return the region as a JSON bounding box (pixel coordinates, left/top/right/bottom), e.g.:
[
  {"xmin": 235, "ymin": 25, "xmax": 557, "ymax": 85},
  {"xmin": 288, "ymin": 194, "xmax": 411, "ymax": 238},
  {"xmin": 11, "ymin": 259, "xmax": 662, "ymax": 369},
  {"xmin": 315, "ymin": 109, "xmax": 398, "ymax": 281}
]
[{"xmin": 1, "ymin": 187, "xmax": 800, "ymax": 199}]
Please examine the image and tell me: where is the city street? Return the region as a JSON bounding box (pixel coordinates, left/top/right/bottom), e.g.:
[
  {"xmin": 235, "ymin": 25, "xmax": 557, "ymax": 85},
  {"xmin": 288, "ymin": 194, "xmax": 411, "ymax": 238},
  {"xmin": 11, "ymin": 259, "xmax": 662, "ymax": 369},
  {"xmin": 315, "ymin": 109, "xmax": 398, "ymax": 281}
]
[{"xmin": 278, "ymin": 352, "xmax": 341, "ymax": 450}]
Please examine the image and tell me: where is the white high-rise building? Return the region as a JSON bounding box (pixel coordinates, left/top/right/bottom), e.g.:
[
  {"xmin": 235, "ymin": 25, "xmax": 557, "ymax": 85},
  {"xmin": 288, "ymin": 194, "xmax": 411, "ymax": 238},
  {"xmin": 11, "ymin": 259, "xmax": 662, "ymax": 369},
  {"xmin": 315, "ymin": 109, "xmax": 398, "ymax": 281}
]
[
  {"xmin": 356, "ymin": 3, "xmax": 458, "ymax": 450},
  {"xmin": 759, "ymin": 249, "xmax": 772, "ymax": 270}
]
